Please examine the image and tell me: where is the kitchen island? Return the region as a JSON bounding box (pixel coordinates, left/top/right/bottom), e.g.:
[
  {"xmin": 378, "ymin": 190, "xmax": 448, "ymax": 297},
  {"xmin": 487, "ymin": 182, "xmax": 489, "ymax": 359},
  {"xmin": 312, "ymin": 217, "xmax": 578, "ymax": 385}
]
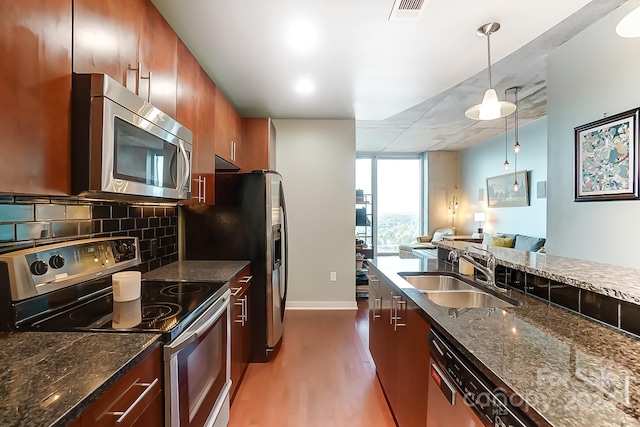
[
  {"xmin": 0, "ymin": 332, "xmax": 160, "ymax": 427},
  {"xmin": 370, "ymin": 256, "xmax": 640, "ymax": 426}
]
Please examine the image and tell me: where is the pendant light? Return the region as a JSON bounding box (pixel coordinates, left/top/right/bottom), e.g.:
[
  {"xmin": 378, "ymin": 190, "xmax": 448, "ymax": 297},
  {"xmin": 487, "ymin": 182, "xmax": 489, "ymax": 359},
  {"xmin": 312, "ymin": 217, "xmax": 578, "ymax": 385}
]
[
  {"xmin": 465, "ymin": 23, "xmax": 517, "ymax": 121},
  {"xmin": 503, "ymin": 89, "xmax": 510, "ymax": 171},
  {"xmin": 512, "ymin": 87, "xmax": 521, "ymax": 192},
  {"xmin": 617, "ymin": 6, "xmax": 640, "ymax": 38}
]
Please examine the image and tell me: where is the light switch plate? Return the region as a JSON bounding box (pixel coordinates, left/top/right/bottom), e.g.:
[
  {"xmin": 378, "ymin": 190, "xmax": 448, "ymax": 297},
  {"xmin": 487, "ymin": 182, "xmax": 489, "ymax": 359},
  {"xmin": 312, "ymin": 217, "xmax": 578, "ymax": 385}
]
[{"xmin": 330, "ymin": 272, "xmax": 337, "ymax": 281}]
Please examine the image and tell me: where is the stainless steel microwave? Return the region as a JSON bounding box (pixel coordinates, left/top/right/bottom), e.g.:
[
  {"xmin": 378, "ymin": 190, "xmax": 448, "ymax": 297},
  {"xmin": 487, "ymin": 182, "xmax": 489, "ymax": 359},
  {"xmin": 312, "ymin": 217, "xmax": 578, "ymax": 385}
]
[{"xmin": 72, "ymin": 73, "xmax": 192, "ymax": 200}]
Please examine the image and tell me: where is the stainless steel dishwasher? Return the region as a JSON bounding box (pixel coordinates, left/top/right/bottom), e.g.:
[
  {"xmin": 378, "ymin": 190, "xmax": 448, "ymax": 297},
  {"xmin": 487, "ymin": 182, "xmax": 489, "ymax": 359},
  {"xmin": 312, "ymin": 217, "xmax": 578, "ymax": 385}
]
[{"xmin": 428, "ymin": 330, "xmax": 533, "ymax": 427}]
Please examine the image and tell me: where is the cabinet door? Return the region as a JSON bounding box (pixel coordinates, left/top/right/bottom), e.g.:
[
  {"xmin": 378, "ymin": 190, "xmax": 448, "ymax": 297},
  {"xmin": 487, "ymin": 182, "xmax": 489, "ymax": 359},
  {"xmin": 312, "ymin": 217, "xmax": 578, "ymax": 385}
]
[
  {"xmin": 240, "ymin": 118, "xmax": 275, "ymax": 172},
  {"xmin": 394, "ymin": 298, "xmax": 430, "ymax": 427},
  {"xmin": 176, "ymin": 39, "xmax": 215, "ymax": 205},
  {"xmin": 230, "ymin": 267, "xmax": 252, "ymax": 402},
  {"xmin": 0, "ymin": 0, "xmax": 72, "ymax": 195},
  {"xmin": 73, "ymin": 0, "xmax": 140, "ymax": 86},
  {"xmin": 138, "ymin": 0, "xmax": 177, "ymax": 117},
  {"xmin": 80, "ymin": 345, "xmax": 163, "ymax": 427},
  {"xmin": 215, "ymin": 88, "xmax": 241, "ymax": 167}
]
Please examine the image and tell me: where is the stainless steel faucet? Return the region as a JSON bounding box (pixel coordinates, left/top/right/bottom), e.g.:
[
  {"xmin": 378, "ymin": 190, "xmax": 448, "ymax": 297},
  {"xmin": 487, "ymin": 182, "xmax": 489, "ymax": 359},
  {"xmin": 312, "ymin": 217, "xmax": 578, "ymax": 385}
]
[{"xmin": 448, "ymin": 247, "xmax": 507, "ymax": 293}]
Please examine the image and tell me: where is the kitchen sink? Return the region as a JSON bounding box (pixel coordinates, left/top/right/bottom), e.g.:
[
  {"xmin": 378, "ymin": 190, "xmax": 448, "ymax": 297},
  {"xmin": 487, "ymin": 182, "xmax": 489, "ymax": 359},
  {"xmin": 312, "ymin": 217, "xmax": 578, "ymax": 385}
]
[
  {"xmin": 423, "ymin": 290, "xmax": 518, "ymax": 308},
  {"xmin": 402, "ymin": 275, "xmax": 475, "ymax": 292}
]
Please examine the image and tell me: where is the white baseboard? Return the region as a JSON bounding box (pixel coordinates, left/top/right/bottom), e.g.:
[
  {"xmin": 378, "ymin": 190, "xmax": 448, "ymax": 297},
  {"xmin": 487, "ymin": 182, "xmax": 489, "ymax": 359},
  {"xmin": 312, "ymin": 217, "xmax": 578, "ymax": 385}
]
[{"xmin": 286, "ymin": 301, "xmax": 358, "ymax": 310}]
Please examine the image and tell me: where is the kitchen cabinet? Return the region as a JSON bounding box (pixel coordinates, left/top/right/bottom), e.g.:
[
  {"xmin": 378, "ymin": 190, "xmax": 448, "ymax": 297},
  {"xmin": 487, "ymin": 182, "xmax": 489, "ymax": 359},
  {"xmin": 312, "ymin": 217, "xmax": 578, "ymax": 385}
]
[
  {"xmin": 0, "ymin": 0, "xmax": 72, "ymax": 195},
  {"xmin": 73, "ymin": 0, "xmax": 177, "ymax": 117},
  {"xmin": 215, "ymin": 87, "xmax": 242, "ymax": 168},
  {"xmin": 368, "ymin": 264, "xmax": 430, "ymax": 427},
  {"xmin": 74, "ymin": 344, "xmax": 163, "ymax": 426},
  {"xmin": 176, "ymin": 39, "xmax": 216, "ymax": 205},
  {"xmin": 230, "ymin": 266, "xmax": 252, "ymax": 402},
  {"xmin": 241, "ymin": 118, "xmax": 276, "ymax": 172}
]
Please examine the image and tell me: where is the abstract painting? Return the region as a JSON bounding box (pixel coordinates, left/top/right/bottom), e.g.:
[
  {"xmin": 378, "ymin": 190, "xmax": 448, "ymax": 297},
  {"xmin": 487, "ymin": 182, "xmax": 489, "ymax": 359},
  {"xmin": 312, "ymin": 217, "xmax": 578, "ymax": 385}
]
[
  {"xmin": 574, "ymin": 109, "xmax": 639, "ymax": 201},
  {"xmin": 486, "ymin": 171, "xmax": 529, "ymax": 208}
]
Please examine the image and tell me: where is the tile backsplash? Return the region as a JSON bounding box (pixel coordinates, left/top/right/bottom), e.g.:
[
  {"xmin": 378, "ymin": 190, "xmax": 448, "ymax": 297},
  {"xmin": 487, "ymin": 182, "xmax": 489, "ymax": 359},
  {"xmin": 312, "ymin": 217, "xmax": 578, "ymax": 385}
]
[{"xmin": 0, "ymin": 197, "xmax": 178, "ymax": 273}]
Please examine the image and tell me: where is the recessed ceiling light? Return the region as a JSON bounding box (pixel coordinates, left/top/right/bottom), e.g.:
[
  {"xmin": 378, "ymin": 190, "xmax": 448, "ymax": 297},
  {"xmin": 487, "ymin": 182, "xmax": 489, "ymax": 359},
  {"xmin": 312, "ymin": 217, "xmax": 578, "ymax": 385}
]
[
  {"xmin": 287, "ymin": 20, "xmax": 319, "ymax": 53},
  {"xmin": 295, "ymin": 76, "xmax": 315, "ymax": 95}
]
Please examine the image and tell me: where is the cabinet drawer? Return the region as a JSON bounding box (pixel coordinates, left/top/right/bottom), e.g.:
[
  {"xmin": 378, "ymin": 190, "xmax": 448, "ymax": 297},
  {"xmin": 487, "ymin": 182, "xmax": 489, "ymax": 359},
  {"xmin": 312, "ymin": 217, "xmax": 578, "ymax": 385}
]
[{"xmin": 80, "ymin": 345, "xmax": 163, "ymax": 427}]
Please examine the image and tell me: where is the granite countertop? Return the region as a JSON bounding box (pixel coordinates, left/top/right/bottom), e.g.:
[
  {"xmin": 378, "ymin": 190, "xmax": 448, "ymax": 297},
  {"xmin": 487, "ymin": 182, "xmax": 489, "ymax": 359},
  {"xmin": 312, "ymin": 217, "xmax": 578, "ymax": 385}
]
[
  {"xmin": 371, "ymin": 256, "xmax": 640, "ymax": 427},
  {"xmin": 435, "ymin": 240, "xmax": 640, "ymax": 304},
  {"xmin": 0, "ymin": 331, "xmax": 160, "ymax": 427},
  {"xmin": 142, "ymin": 260, "xmax": 250, "ymax": 282}
]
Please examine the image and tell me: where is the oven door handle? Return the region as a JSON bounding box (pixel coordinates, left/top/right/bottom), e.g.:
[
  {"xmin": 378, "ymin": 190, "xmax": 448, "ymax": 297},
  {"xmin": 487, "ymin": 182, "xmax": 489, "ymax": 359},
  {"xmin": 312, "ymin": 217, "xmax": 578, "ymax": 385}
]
[{"xmin": 165, "ymin": 294, "xmax": 229, "ymax": 356}]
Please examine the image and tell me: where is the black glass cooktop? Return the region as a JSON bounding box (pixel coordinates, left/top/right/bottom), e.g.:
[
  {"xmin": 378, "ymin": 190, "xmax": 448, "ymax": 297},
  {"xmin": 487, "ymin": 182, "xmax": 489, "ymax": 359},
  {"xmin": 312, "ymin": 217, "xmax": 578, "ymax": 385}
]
[{"xmin": 24, "ymin": 280, "xmax": 227, "ymax": 339}]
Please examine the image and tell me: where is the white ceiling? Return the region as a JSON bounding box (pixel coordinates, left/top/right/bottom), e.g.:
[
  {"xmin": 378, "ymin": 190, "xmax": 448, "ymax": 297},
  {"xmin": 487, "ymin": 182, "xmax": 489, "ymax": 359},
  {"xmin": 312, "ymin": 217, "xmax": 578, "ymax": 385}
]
[{"xmin": 152, "ymin": 0, "xmax": 628, "ymax": 153}]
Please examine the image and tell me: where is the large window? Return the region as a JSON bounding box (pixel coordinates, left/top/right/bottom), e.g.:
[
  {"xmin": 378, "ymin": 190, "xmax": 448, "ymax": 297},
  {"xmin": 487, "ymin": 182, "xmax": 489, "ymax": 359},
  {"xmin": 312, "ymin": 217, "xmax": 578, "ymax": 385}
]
[{"xmin": 356, "ymin": 156, "xmax": 422, "ymax": 255}]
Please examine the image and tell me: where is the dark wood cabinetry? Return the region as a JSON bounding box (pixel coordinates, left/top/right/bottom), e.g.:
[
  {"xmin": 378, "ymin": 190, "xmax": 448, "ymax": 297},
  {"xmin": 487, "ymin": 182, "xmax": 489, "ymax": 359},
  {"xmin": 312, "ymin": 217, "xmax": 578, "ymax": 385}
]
[
  {"xmin": 368, "ymin": 264, "xmax": 430, "ymax": 427},
  {"xmin": 73, "ymin": 0, "xmax": 177, "ymax": 116},
  {"xmin": 215, "ymin": 88, "xmax": 242, "ymax": 168},
  {"xmin": 241, "ymin": 118, "xmax": 276, "ymax": 172},
  {"xmin": 0, "ymin": 0, "xmax": 72, "ymax": 195},
  {"xmin": 176, "ymin": 39, "xmax": 216, "ymax": 205},
  {"xmin": 74, "ymin": 345, "xmax": 163, "ymax": 427},
  {"xmin": 230, "ymin": 266, "xmax": 252, "ymax": 402}
]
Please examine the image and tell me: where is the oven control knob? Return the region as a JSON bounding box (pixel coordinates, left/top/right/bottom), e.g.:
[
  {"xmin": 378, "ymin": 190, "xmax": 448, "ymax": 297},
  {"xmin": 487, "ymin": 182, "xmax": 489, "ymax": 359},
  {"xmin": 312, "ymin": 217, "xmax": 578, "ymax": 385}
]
[
  {"xmin": 118, "ymin": 242, "xmax": 129, "ymax": 253},
  {"xmin": 49, "ymin": 254, "xmax": 65, "ymax": 269},
  {"xmin": 30, "ymin": 260, "xmax": 49, "ymax": 276}
]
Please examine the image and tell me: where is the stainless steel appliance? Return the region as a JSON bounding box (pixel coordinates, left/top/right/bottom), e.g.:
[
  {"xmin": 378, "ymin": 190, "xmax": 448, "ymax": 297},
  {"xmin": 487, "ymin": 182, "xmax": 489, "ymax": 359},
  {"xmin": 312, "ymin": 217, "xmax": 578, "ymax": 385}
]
[
  {"xmin": 0, "ymin": 237, "xmax": 230, "ymax": 427},
  {"xmin": 183, "ymin": 170, "xmax": 288, "ymax": 362},
  {"xmin": 428, "ymin": 330, "xmax": 533, "ymax": 427},
  {"xmin": 72, "ymin": 73, "xmax": 193, "ymax": 200}
]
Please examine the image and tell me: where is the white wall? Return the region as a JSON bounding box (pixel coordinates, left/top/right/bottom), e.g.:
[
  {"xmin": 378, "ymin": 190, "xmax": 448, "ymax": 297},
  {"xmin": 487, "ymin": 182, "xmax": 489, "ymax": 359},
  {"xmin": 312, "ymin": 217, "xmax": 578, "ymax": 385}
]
[
  {"xmin": 459, "ymin": 118, "xmax": 547, "ymax": 237},
  {"xmin": 274, "ymin": 119, "xmax": 357, "ymax": 309},
  {"xmin": 547, "ymin": 0, "xmax": 640, "ymax": 268}
]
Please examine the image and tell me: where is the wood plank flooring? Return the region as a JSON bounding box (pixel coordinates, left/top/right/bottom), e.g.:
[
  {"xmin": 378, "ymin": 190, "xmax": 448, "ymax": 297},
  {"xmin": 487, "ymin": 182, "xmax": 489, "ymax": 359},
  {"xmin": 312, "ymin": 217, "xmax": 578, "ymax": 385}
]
[{"xmin": 229, "ymin": 299, "xmax": 396, "ymax": 427}]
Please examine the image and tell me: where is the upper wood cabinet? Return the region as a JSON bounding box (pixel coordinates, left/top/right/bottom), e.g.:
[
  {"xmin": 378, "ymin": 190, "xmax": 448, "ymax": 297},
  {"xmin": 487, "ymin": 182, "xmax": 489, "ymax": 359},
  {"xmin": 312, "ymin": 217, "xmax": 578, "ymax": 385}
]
[
  {"xmin": 215, "ymin": 88, "xmax": 242, "ymax": 168},
  {"xmin": 241, "ymin": 118, "xmax": 276, "ymax": 172},
  {"xmin": 73, "ymin": 0, "xmax": 177, "ymax": 117},
  {"xmin": 176, "ymin": 39, "xmax": 216, "ymax": 205},
  {"xmin": 0, "ymin": 0, "xmax": 72, "ymax": 195}
]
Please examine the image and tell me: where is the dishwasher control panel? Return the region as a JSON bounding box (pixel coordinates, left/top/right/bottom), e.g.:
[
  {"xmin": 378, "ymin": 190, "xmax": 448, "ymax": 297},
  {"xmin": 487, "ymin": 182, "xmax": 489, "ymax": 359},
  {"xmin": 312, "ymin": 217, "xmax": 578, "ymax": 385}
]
[{"xmin": 429, "ymin": 330, "xmax": 534, "ymax": 427}]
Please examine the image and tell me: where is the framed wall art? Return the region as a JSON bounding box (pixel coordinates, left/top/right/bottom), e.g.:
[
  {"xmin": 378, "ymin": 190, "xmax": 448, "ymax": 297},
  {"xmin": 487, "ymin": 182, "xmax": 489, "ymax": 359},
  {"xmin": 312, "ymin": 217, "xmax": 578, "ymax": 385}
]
[
  {"xmin": 574, "ymin": 108, "xmax": 639, "ymax": 201},
  {"xmin": 486, "ymin": 171, "xmax": 529, "ymax": 208}
]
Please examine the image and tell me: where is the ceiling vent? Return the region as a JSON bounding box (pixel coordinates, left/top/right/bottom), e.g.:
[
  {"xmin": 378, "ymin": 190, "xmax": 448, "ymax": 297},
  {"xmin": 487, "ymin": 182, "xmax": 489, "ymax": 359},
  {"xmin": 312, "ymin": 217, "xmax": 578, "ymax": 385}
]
[{"xmin": 388, "ymin": 0, "xmax": 428, "ymax": 22}]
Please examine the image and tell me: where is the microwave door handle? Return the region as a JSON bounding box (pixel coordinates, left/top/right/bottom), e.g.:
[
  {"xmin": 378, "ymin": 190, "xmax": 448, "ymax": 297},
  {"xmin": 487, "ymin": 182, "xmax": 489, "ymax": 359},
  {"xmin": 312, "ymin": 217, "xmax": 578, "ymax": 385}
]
[{"xmin": 178, "ymin": 141, "xmax": 190, "ymax": 193}]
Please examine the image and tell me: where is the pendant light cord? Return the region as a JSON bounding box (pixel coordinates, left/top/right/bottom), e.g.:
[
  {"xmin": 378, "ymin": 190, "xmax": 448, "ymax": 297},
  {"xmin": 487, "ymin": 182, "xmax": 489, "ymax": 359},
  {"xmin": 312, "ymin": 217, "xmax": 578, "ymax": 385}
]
[{"xmin": 486, "ymin": 32, "xmax": 493, "ymax": 88}]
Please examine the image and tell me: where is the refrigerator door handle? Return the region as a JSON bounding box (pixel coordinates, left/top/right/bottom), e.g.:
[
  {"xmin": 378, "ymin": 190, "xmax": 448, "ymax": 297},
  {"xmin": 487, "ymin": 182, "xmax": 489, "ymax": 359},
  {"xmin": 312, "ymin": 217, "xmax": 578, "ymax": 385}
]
[{"xmin": 279, "ymin": 181, "xmax": 288, "ymax": 309}]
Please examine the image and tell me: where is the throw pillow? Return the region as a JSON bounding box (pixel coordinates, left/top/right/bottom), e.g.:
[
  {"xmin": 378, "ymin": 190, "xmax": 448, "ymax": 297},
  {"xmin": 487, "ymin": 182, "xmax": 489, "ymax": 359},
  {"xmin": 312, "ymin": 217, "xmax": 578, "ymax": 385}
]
[
  {"xmin": 417, "ymin": 235, "xmax": 432, "ymax": 243},
  {"xmin": 481, "ymin": 233, "xmax": 505, "ymax": 245},
  {"xmin": 489, "ymin": 237, "xmax": 515, "ymax": 247},
  {"xmin": 514, "ymin": 235, "xmax": 546, "ymax": 251}
]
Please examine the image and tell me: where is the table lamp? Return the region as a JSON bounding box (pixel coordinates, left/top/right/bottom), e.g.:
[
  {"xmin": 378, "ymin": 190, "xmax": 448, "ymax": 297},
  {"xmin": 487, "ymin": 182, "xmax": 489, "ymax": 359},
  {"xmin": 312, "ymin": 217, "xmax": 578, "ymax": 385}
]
[{"xmin": 473, "ymin": 212, "xmax": 486, "ymax": 236}]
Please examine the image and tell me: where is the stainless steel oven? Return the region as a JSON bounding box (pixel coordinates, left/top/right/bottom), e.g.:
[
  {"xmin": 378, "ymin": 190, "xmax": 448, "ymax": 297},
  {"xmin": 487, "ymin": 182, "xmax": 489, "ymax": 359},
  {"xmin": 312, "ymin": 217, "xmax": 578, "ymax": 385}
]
[
  {"xmin": 72, "ymin": 73, "xmax": 192, "ymax": 200},
  {"xmin": 165, "ymin": 289, "xmax": 231, "ymax": 427}
]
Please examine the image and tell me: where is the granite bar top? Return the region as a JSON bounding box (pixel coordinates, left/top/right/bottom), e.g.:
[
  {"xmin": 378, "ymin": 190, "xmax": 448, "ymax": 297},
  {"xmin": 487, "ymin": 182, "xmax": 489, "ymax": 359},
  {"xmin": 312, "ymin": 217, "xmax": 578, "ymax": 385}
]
[
  {"xmin": 372, "ymin": 256, "xmax": 640, "ymax": 427},
  {"xmin": 435, "ymin": 240, "xmax": 640, "ymax": 305},
  {"xmin": 0, "ymin": 331, "xmax": 160, "ymax": 427},
  {"xmin": 142, "ymin": 260, "xmax": 250, "ymax": 282}
]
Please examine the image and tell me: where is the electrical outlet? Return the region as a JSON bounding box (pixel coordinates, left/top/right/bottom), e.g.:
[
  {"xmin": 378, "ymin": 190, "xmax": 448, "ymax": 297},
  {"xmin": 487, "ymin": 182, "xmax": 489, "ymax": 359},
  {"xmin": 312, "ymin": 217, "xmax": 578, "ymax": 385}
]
[
  {"xmin": 150, "ymin": 238, "xmax": 158, "ymax": 258},
  {"xmin": 330, "ymin": 272, "xmax": 337, "ymax": 281}
]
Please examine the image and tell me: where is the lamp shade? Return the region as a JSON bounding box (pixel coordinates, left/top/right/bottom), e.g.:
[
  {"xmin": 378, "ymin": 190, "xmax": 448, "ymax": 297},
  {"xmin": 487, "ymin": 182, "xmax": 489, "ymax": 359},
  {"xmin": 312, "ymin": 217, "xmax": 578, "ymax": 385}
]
[
  {"xmin": 474, "ymin": 212, "xmax": 486, "ymax": 222},
  {"xmin": 465, "ymin": 89, "xmax": 517, "ymax": 121},
  {"xmin": 617, "ymin": 6, "xmax": 640, "ymax": 38}
]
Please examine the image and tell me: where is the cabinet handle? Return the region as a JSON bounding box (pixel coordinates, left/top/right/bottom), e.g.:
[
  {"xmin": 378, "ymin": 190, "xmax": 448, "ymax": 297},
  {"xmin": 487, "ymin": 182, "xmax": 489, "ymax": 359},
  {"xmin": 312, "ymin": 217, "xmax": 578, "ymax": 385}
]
[
  {"xmin": 389, "ymin": 292, "xmax": 395, "ymax": 325},
  {"xmin": 239, "ymin": 275, "xmax": 252, "ymax": 284},
  {"xmin": 393, "ymin": 297, "xmax": 406, "ymax": 331},
  {"xmin": 108, "ymin": 377, "xmax": 159, "ymax": 424},
  {"xmin": 372, "ymin": 296, "xmax": 382, "ymax": 320},
  {"xmin": 368, "ymin": 274, "xmax": 379, "ymax": 282},
  {"xmin": 234, "ymin": 295, "xmax": 247, "ymax": 326},
  {"xmin": 127, "ymin": 63, "xmax": 141, "ymax": 95},
  {"xmin": 200, "ymin": 175, "xmax": 206, "ymax": 203},
  {"xmin": 141, "ymin": 71, "xmax": 152, "ymax": 102},
  {"xmin": 230, "ymin": 287, "xmax": 242, "ymax": 297}
]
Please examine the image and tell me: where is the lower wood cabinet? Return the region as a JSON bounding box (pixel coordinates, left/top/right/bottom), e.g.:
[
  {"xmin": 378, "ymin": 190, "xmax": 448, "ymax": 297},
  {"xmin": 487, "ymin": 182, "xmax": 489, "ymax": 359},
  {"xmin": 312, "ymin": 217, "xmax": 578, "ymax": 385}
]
[
  {"xmin": 230, "ymin": 266, "xmax": 252, "ymax": 402},
  {"xmin": 368, "ymin": 264, "xmax": 430, "ymax": 427},
  {"xmin": 72, "ymin": 344, "xmax": 163, "ymax": 427}
]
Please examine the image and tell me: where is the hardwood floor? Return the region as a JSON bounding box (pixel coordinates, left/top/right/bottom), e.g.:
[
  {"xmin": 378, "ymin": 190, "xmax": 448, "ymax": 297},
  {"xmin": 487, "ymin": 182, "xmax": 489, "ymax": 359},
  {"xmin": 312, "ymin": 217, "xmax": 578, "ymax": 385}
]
[{"xmin": 229, "ymin": 298, "xmax": 396, "ymax": 427}]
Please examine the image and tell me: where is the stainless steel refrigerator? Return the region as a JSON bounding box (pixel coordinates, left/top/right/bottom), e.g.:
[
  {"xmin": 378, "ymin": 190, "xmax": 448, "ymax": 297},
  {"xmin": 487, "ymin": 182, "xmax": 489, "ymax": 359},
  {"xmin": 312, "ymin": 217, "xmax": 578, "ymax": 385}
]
[{"xmin": 182, "ymin": 170, "xmax": 288, "ymax": 362}]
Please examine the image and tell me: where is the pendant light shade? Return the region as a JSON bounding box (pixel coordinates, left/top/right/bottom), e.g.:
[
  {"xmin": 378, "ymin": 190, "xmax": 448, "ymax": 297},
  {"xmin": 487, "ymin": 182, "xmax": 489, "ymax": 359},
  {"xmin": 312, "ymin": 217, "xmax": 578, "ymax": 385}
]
[
  {"xmin": 465, "ymin": 22, "xmax": 516, "ymax": 121},
  {"xmin": 617, "ymin": 6, "xmax": 640, "ymax": 38}
]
